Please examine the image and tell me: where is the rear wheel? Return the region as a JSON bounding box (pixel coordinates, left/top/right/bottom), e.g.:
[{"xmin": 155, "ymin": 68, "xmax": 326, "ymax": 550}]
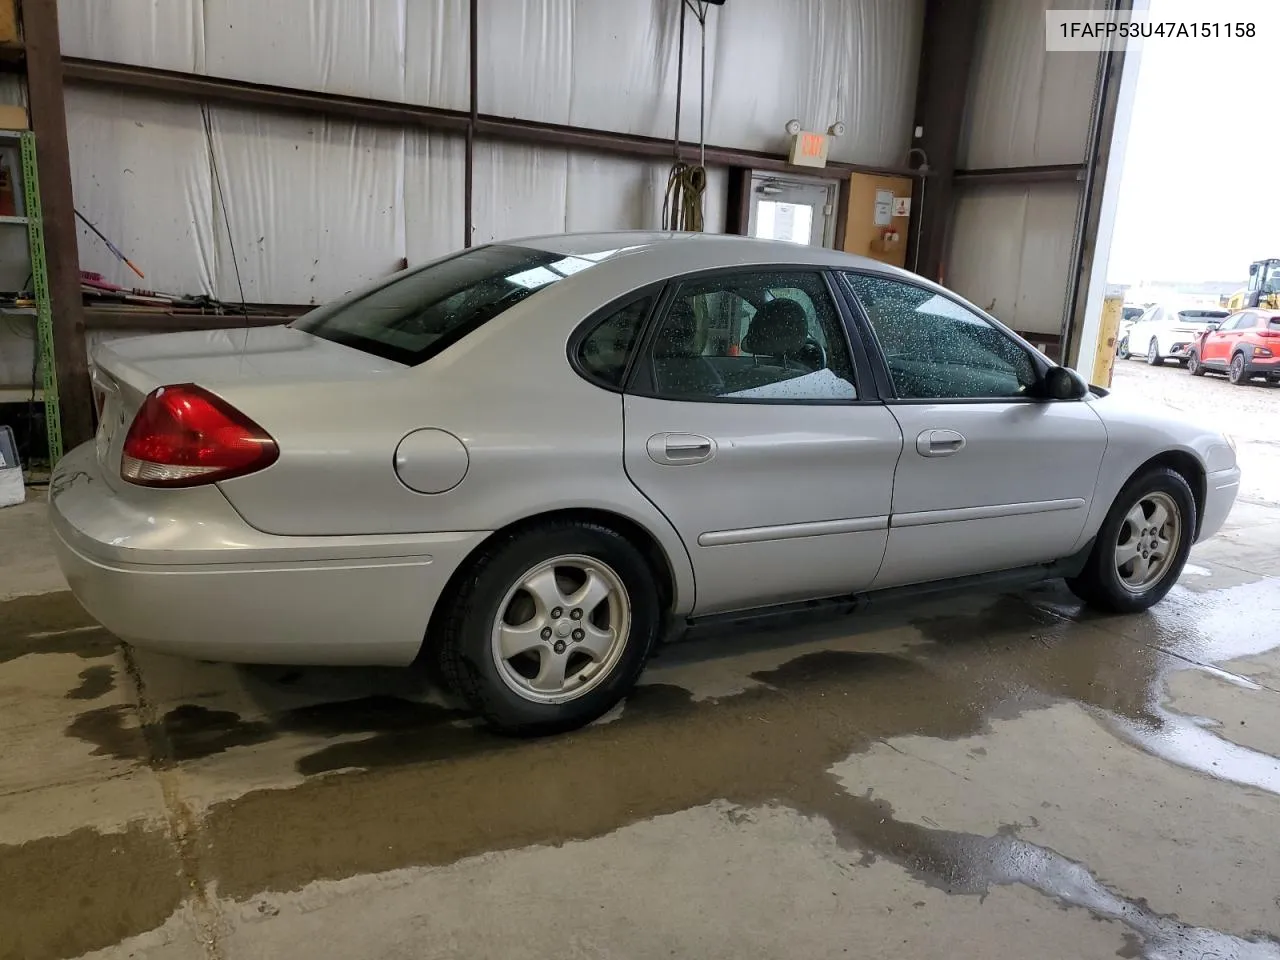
[
  {"xmin": 436, "ymin": 521, "xmax": 661, "ymax": 735},
  {"xmin": 1116, "ymin": 336, "xmax": 1130, "ymax": 360},
  {"xmin": 1187, "ymin": 350, "xmax": 1205, "ymax": 376},
  {"xmin": 1145, "ymin": 338, "xmax": 1162, "ymax": 365},
  {"xmin": 1066, "ymin": 467, "xmax": 1195, "ymax": 613},
  {"xmin": 1229, "ymin": 352, "xmax": 1249, "ymax": 385}
]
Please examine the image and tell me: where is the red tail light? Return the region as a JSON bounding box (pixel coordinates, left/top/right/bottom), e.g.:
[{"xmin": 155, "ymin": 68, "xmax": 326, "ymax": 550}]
[
  {"xmin": 121, "ymin": 384, "xmax": 278, "ymax": 487},
  {"xmin": 1258, "ymin": 328, "xmax": 1280, "ymax": 338}
]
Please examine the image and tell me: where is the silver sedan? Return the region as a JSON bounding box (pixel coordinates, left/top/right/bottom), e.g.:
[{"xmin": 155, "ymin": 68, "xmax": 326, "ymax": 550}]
[{"xmin": 50, "ymin": 233, "xmax": 1241, "ymax": 734}]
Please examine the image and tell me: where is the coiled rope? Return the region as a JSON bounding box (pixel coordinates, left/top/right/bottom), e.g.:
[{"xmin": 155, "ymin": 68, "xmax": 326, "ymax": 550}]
[
  {"xmin": 662, "ymin": 0, "xmax": 710, "ymax": 232},
  {"xmin": 663, "ymin": 161, "xmax": 706, "ymax": 232}
]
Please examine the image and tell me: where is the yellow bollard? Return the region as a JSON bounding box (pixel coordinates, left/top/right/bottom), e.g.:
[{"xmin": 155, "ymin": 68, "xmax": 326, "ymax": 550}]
[{"xmin": 1091, "ymin": 296, "xmax": 1123, "ymax": 388}]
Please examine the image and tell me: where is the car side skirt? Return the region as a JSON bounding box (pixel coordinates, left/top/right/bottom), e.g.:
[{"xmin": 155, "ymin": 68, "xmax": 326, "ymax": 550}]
[{"xmin": 673, "ymin": 539, "xmax": 1095, "ymax": 643}]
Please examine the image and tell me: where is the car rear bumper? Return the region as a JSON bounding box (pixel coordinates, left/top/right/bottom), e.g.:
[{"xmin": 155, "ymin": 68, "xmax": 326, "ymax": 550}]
[
  {"xmin": 1243, "ymin": 355, "xmax": 1280, "ymax": 378},
  {"xmin": 1198, "ymin": 466, "xmax": 1241, "ymax": 543},
  {"xmin": 48, "ymin": 442, "xmax": 490, "ymax": 666}
]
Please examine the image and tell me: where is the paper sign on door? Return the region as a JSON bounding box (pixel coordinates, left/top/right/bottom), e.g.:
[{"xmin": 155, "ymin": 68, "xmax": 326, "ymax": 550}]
[{"xmin": 873, "ymin": 189, "xmax": 893, "ymax": 226}]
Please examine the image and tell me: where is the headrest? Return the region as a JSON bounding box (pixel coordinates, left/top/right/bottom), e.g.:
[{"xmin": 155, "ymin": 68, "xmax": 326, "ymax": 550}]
[{"xmin": 741, "ymin": 299, "xmax": 808, "ymax": 357}]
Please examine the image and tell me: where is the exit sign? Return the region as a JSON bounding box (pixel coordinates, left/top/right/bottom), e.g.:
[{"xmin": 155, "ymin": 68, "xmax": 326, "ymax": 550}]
[{"xmin": 788, "ymin": 130, "xmax": 829, "ymax": 168}]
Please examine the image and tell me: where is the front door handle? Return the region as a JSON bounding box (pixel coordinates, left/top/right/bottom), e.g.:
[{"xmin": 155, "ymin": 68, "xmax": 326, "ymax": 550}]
[
  {"xmin": 647, "ymin": 433, "xmax": 716, "ymax": 465},
  {"xmin": 916, "ymin": 429, "xmax": 966, "ymax": 458}
]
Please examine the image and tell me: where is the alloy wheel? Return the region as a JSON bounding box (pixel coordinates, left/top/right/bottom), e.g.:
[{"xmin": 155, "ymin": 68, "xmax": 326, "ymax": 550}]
[
  {"xmin": 1114, "ymin": 493, "xmax": 1181, "ymax": 594},
  {"xmin": 1230, "ymin": 354, "xmax": 1246, "ymax": 384},
  {"xmin": 1147, "ymin": 339, "xmax": 1159, "ymax": 364},
  {"xmin": 490, "ymin": 554, "xmax": 631, "ymax": 703}
]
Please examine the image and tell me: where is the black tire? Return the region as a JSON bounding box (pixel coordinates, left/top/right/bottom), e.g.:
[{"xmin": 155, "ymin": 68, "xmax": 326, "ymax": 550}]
[
  {"xmin": 435, "ymin": 521, "xmax": 662, "ymax": 735},
  {"xmin": 1145, "ymin": 338, "xmax": 1162, "ymax": 365},
  {"xmin": 1116, "ymin": 337, "xmax": 1130, "ymax": 360},
  {"xmin": 1229, "ymin": 352, "xmax": 1249, "ymax": 385},
  {"xmin": 1065, "ymin": 466, "xmax": 1196, "ymax": 614},
  {"xmin": 1187, "ymin": 350, "xmax": 1205, "ymax": 376}
]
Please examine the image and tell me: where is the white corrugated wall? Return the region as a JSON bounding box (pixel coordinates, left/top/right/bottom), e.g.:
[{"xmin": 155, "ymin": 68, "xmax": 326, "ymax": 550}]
[
  {"xmin": 945, "ymin": 0, "xmax": 1102, "ymax": 335},
  {"xmin": 54, "ymin": 0, "xmax": 924, "ymax": 303}
]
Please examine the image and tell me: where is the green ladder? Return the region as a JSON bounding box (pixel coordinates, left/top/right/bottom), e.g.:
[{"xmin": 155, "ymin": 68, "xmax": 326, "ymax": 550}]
[{"xmin": 17, "ymin": 130, "xmax": 61, "ymax": 464}]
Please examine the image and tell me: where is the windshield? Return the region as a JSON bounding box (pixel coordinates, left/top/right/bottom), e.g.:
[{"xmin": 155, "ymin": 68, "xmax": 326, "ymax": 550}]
[{"xmin": 292, "ymin": 244, "xmax": 588, "ymax": 365}]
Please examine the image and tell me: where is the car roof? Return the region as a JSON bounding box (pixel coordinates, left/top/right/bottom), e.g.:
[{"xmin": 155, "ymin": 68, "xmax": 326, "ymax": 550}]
[{"xmin": 505, "ymin": 230, "xmax": 910, "ymax": 276}]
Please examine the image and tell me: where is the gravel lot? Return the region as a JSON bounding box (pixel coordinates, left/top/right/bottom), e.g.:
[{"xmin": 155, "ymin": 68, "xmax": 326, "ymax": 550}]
[{"xmin": 1110, "ymin": 356, "xmax": 1279, "ymax": 506}]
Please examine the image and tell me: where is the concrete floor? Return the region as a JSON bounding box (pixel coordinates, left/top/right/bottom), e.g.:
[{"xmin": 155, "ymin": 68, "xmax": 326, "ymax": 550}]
[{"xmin": 3, "ymin": 359, "xmax": 1280, "ymax": 960}]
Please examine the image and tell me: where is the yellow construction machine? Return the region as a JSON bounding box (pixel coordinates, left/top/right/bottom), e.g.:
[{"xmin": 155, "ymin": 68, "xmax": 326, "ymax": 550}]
[{"xmin": 1227, "ymin": 259, "xmax": 1280, "ymax": 310}]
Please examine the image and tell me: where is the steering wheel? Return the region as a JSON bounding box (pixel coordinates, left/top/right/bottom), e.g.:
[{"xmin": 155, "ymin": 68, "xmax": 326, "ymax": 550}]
[{"xmin": 798, "ymin": 337, "xmax": 827, "ymax": 371}]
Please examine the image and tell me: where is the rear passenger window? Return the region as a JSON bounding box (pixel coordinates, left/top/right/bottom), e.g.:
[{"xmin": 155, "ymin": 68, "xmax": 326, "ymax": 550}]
[
  {"xmin": 575, "ymin": 297, "xmax": 653, "ymax": 388},
  {"xmin": 643, "ymin": 270, "xmax": 858, "ymax": 402}
]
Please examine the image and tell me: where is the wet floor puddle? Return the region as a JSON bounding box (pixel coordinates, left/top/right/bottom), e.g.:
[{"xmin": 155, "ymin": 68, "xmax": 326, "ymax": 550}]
[{"xmin": 4, "ymin": 578, "xmax": 1280, "ymax": 959}]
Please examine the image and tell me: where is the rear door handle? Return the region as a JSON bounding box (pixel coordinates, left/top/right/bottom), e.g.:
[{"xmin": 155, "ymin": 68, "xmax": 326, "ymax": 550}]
[
  {"xmin": 647, "ymin": 433, "xmax": 716, "ymax": 465},
  {"xmin": 916, "ymin": 429, "xmax": 966, "ymax": 458}
]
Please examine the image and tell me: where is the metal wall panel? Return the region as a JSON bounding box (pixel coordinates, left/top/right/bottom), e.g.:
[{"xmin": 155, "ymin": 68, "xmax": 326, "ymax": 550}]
[
  {"xmin": 202, "ymin": 0, "xmax": 410, "ymax": 102},
  {"xmin": 61, "ymin": 0, "xmax": 920, "ymax": 164},
  {"xmin": 59, "ymin": 0, "xmax": 203, "ymax": 72},
  {"xmin": 960, "ymin": 0, "xmax": 1102, "ymax": 169},
  {"xmin": 59, "ymin": 0, "xmax": 471, "ymax": 110},
  {"xmin": 403, "ymin": 130, "xmax": 467, "ymax": 261},
  {"xmin": 477, "ymin": 0, "xmax": 922, "ymax": 163},
  {"xmin": 65, "ymin": 87, "xmax": 215, "ymax": 296},
  {"xmin": 403, "ymin": 0, "xmax": 470, "ymax": 111},
  {"xmin": 473, "ymin": 143, "xmax": 727, "ymax": 244},
  {"xmin": 56, "ymin": 0, "xmax": 897, "ymax": 304},
  {"xmin": 207, "ymin": 108, "xmax": 407, "ymax": 304},
  {"xmin": 709, "ymin": 0, "xmax": 922, "ymax": 165},
  {"xmin": 945, "ymin": 183, "xmax": 1082, "ymax": 335}
]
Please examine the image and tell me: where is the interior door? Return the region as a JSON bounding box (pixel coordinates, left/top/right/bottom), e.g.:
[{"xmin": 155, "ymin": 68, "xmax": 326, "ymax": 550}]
[
  {"xmin": 747, "ymin": 175, "xmax": 837, "ymax": 248},
  {"xmin": 840, "ymin": 271, "xmax": 1109, "ymax": 589},
  {"xmin": 622, "ymin": 268, "xmax": 902, "ymax": 615}
]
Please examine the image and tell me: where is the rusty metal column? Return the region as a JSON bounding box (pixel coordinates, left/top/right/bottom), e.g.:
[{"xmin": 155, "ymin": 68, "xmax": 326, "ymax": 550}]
[
  {"xmin": 908, "ymin": 0, "xmax": 983, "ymax": 283},
  {"xmin": 23, "ymin": 0, "xmax": 93, "ymax": 449},
  {"xmin": 463, "ymin": 0, "xmax": 477, "ymax": 248}
]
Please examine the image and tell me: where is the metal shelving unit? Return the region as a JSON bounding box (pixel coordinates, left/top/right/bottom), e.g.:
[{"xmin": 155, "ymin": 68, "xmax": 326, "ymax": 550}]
[
  {"xmin": 19, "ymin": 130, "xmax": 59, "ymax": 463},
  {"xmin": 0, "ymin": 128, "xmax": 58, "ymax": 463}
]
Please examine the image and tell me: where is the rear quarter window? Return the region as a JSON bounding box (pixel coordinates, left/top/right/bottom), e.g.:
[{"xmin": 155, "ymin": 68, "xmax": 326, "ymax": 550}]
[{"xmin": 575, "ymin": 297, "xmax": 654, "ymax": 388}]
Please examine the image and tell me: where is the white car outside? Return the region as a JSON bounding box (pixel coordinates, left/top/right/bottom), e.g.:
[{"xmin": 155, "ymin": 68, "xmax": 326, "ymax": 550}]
[{"xmin": 1123, "ymin": 303, "xmax": 1229, "ymax": 365}]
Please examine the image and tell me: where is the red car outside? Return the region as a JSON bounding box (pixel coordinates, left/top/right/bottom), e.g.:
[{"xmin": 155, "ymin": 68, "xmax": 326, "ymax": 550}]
[{"xmin": 1187, "ymin": 309, "xmax": 1280, "ymax": 385}]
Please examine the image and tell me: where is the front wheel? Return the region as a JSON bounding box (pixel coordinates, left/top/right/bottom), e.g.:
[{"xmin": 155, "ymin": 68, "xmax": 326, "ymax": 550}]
[
  {"xmin": 1187, "ymin": 351, "xmax": 1205, "ymax": 376},
  {"xmin": 1229, "ymin": 352, "xmax": 1249, "ymax": 385},
  {"xmin": 1066, "ymin": 467, "xmax": 1195, "ymax": 614},
  {"xmin": 1116, "ymin": 336, "xmax": 1130, "ymax": 360},
  {"xmin": 435, "ymin": 521, "xmax": 662, "ymax": 735}
]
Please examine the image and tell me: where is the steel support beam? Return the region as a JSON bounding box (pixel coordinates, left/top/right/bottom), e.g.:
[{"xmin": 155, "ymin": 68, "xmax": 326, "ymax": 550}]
[
  {"xmin": 908, "ymin": 0, "xmax": 983, "ymax": 283},
  {"xmin": 83, "ymin": 309, "xmax": 297, "ymax": 332},
  {"xmin": 1061, "ymin": 3, "xmax": 1134, "ymax": 369},
  {"xmin": 954, "ymin": 164, "xmax": 1086, "ymax": 187},
  {"xmin": 23, "ymin": 0, "xmax": 93, "ymax": 448},
  {"xmin": 53, "ymin": 57, "xmax": 922, "ymax": 182},
  {"xmin": 464, "ymin": 0, "xmax": 477, "ymax": 246}
]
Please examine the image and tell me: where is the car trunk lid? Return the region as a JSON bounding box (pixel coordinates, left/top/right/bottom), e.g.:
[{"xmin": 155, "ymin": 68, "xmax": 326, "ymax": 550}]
[{"xmin": 90, "ymin": 326, "xmax": 404, "ymax": 490}]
